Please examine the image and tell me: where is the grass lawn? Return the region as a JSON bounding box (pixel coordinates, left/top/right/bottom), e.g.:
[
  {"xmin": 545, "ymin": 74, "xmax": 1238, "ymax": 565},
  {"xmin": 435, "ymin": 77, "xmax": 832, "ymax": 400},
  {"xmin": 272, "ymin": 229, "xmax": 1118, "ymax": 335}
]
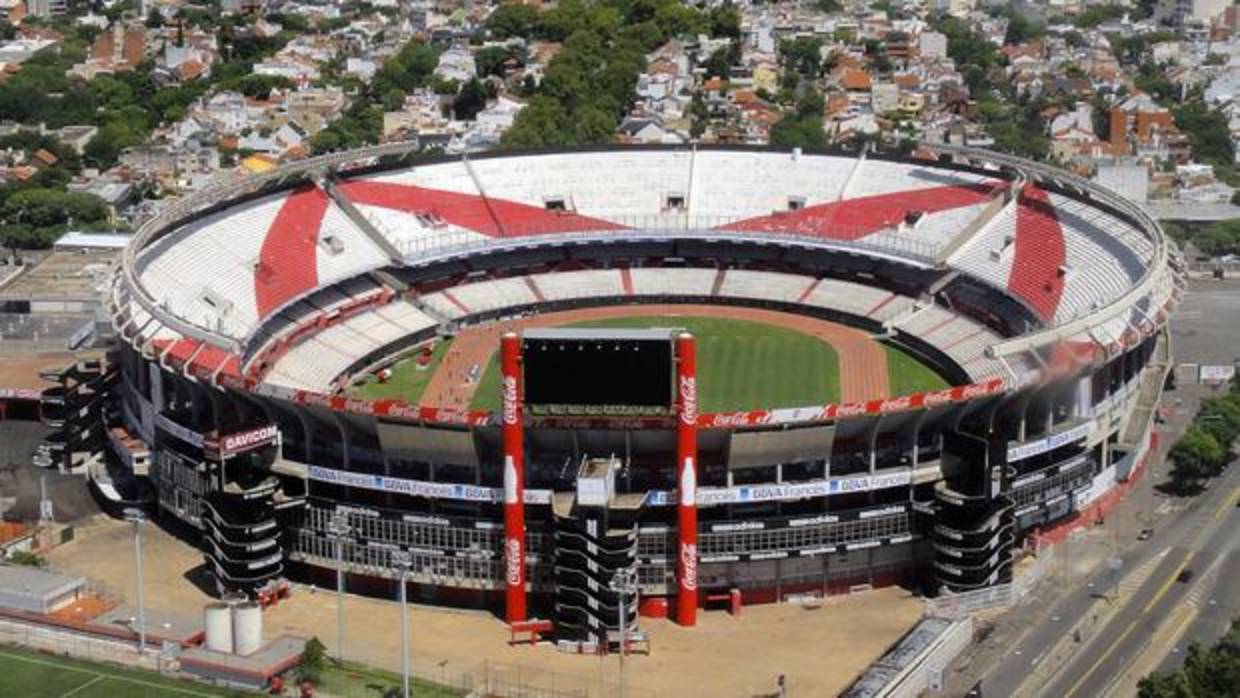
[
  {"xmin": 885, "ymin": 345, "xmax": 950, "ymax": 396},
  {"xmin": 0, "ymin": 644, "xmax": 253, "ymax": 697},
  {"xmin": 470, "ymin": 315, "xmax": 843, "ymax": 412},
  {"xmin": 350, "ymin": 338, "xmax": 453, "ymax": 402},
  {"xmin": 317, "ymin": 659, "xmax": 463, "ymax": 698}
]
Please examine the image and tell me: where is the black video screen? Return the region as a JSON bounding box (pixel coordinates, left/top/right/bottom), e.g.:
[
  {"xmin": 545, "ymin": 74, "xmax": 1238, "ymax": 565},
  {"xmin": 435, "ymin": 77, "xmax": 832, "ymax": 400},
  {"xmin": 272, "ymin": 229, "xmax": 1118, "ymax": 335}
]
[{"xmin": 522, "ymin": 337, "xmax": 673, "ymax": 408}]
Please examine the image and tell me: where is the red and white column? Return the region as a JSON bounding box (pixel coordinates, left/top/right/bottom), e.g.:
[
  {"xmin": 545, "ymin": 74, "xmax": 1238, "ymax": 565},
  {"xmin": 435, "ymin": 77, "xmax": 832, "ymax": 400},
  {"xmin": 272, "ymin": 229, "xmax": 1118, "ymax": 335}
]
[
  {"xmin": 675, "ymin": 333, "xmax": 699, "ymax": 626},
  {"xmin": 500, "ymin": 332, "xmax": 527, "ymax": 624}
]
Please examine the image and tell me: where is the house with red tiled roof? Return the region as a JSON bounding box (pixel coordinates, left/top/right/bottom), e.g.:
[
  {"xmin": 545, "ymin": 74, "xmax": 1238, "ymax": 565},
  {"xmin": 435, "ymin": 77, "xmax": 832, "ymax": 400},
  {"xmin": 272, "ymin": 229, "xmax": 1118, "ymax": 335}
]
[
  {"xmin": 834, "ymin": 66, "xmax": 872, "ymax": 92},
  {"xmin": 31, "ymin": 149, "xmax": 58, "ymax": 169},
  {"xmin": 177, "ymin": 59, "xmax": 207, "ymax": 82}
]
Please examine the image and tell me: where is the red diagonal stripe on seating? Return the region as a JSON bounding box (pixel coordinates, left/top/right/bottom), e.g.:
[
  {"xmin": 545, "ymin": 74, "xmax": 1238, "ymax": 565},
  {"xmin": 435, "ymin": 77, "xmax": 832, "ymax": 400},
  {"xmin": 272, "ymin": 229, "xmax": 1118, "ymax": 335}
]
[
  {"xmin": 256, "ymin": 185, "xmax": 329, "ymax": 316},
  {"xmin": 337, "ymin": 180, "xmax": 624, "ymax": 236},
  {"xmin": 1007, "ymin": 185, "xmax": 1065, "ymax": 322},
  {"xmin": 719, "ymin": 181, "xmax": 1005, "ymax": 240}
]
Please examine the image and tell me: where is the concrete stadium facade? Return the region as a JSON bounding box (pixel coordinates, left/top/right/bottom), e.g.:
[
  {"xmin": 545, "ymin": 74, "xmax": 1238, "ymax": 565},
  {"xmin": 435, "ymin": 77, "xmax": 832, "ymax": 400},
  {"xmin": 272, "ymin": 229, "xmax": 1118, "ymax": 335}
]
[{"xmin": 76, "ymin": 144, "xmax": 1181, "ymax": 640}]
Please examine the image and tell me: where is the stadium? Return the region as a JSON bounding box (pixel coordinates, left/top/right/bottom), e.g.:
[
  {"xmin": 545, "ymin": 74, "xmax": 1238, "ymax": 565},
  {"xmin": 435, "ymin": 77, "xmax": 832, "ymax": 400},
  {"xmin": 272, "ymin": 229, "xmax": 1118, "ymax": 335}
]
[{"xmin": 76, "ymin": 143, "xmax": 1181, "ymax": 646}]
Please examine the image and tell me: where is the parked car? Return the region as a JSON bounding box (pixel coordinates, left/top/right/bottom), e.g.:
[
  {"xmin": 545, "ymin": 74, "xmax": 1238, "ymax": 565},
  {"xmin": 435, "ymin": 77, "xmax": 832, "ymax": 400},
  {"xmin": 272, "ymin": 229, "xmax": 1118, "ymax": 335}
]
[{"xmin": 1137, "ymin": 528, "xmax": 1153, "ymax": 541}]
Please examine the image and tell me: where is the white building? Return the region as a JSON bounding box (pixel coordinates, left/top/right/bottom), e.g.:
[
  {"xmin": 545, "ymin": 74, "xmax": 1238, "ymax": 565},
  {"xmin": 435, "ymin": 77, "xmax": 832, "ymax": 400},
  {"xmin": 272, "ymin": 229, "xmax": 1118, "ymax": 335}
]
[
  {"xmin": 1158, "ymin": 0, "xmax": 1229, "ymax": 25},
  {"xmin": 25, "ymin": 0, "xmax": 66, "ymax": 18},
  {"xmin": 919, "ymin": 31, "xmax": 947, "ymax": 61},
  {"xmin": 435, "ymin": 45, "xmax": 477, "ymax": 83},
  {"xmin": 1095, "ymin": 164, "xmax": 1149, "ymax": 203},
  {"xmin": 475, "ymin": 95, "xmax": 525, "ymax": 132}
]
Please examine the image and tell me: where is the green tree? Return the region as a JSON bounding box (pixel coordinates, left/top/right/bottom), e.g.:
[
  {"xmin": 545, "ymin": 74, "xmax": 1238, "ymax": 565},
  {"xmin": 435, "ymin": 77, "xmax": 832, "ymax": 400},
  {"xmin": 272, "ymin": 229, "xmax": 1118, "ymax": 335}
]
[
  {"xmin": 84, "ymin": 122, "xmax": 145, "ymax": 169},
  {"xmin": 297, "ymin": 637, "xmax": 327, "ymax": 685},
  {"xmin": 371, "ymin": 41, "xmax": 440, "ymax": 96},
  {"xmin": 1175, "ymin": 100, "xmax": 1234, "ymax": 169},
  {"xmin": 501, "ymin": 95, "xmax": 569, "ymax": 147},
  {"xmin": 453, "ymin": 78, "xmax": 488, "ymax": 121},
  {"xmin": 703, "ymin": 43, "xmax": 738, "ymax": 80},
  {"xmin": 485, "ymin": 3, "xmax": 542, "ymax": 39},
  {"xmin": 1169, "ymin": 425, "xmax": 1225, "ymax": 486},
  {"xmin": 770, "ymin": 89, "xmax": 827, "ymax": 150},
  {"xmin": 475, "ymin": 45, "xmax": 521, "ymax": 78},
  {"xmin": 2, "ymin": 189, "xmax": 109, "ymax": 228},
  {"xmin": 1193, "ymin": 220, "xmax": 1240, "ymax": 257},
  {"xmin": 1003, "ymin": 8, "xmax": 1045, "ymax": 45},
  {"xmin": 1074, "ymin": 5, "xmax": 1125, "ymax": 28},
  {"xmin": 1138, "ymin": 618, "xmax": 1240, "ymax": 697},
  {"xmin": 6, "ymin": 551, "xmax": 45, "ymax": 567},
  {"xmin": 709, "ymin": 6, "xmax": 741, "ymax": 39},
  {"xmin": 780, "ymin": 36, "xmax": 824, "ymax": 77}
]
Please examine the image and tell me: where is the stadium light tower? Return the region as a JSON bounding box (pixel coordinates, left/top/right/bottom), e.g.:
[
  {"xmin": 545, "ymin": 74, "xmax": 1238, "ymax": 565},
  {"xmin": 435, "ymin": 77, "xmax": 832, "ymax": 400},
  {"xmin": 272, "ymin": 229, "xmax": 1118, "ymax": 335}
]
[
  {"xmin": 328, "ymin": 512, "xmax": 352, "ymax": 662},
  {"xmin": 392, "ymin": 550, "xmax": 413, "ymax": 698},
  {"xmin": 122, "ymin": 507, "xmax": 146, "ymax": 655}
]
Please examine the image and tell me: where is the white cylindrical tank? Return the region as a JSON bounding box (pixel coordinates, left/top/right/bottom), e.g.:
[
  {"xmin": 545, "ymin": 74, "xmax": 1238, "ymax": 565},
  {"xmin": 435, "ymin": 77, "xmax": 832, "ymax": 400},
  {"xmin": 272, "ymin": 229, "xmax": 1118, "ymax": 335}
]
[
  {"xmin": 203, "ymin": 603, "xmax": 233, "ymax": 653},
  {"xmin": 231, "ymin": 602, "xmax": 263, "ymax": 656}
]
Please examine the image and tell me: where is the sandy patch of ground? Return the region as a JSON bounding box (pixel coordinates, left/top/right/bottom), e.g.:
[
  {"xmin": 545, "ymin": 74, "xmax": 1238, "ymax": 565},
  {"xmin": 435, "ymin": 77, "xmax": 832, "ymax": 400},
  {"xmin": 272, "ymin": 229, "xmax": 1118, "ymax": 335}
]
[{"xmin": 45, "ymin": 517, "xmax": 922, "ymax": 697}]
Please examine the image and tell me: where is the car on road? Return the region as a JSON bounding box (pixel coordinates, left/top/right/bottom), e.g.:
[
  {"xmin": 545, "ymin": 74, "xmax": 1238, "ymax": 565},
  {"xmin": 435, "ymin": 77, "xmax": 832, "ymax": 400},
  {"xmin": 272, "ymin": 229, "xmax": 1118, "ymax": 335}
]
[
  {"xmin": 1137, "ymin": 528, "xmax": 1153, "ymax": 541},
  {"xmin": 1177, "ymin": 568, "xmax": 1195, "ymax": 583}
]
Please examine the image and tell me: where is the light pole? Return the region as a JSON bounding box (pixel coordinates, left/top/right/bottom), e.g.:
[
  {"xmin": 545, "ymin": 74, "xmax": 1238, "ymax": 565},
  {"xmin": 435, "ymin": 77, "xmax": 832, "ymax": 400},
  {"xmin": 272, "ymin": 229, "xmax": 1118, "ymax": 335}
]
[
  {"xmin": 392, "ymin": 550, "xmax": 413, "ymax": 698},
  {"xmin": 328, "ymin": 512, "xmax": 352, "ymax": 664},
  {"xmin": 123, "ymin": 507, "xmax": 146, "ymax": 655},
  {"xmin": 609, "ymin": 568, "xmax": 639, "ymax": 698}
]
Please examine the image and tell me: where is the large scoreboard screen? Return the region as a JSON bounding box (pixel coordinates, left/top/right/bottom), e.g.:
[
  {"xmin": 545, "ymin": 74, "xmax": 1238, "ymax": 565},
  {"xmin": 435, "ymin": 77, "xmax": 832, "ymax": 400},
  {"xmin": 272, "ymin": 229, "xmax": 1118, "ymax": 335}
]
[{"xmin": 522, "ymin": 328, "xmax": 675, "ymax": 410}]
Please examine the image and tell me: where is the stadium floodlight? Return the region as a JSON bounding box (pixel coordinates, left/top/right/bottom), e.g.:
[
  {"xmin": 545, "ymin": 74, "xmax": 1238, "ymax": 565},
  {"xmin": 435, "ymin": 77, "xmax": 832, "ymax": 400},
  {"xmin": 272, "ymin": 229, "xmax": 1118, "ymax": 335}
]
[
  {"xmin": 122, "ymin": 507, "xmax": 146, "ymax": 655},
  {"xmin": 609, "ymin": 568, "xmax": 639, "ymax": 698},
  {"xmin": 391, "ymin": 550, "xmax": 413, "ymax": 698},
  {"xmin": 328, "ymin": 513, "xmax": 352, "ymax": 663}
]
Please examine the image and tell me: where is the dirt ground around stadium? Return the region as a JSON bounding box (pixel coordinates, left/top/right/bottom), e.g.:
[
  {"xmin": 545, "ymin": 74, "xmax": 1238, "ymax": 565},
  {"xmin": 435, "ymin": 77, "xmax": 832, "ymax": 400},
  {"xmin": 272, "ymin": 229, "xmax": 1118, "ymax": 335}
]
[
  {"xmin": 46, "ymin": 515, "xmax": 921, "ymax": 697},
  {"xmin": 421, "ymin": 304, "xmax": 891, "ymax": 411}
]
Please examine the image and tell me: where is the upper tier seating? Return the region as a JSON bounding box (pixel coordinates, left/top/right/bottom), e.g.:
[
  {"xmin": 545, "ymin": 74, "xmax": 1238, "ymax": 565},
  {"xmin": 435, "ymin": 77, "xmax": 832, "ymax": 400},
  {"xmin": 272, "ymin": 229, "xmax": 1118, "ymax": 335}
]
[
  {"xmin": 690, "ymin": 151, "xmax": 854, "ymax": 219},
  {"xmin": 847, "ymin": 160, "xmax": 995, "ymax": 199},
  {"xmin": 469, "ymin": 151, "xmax": 694, "ymax": 223},
  {"xmin": 134, "ymin": 152, "xmax": 1157, "ymax": 359},
  {"xmin": 137, "ymin": 187, "xmax": 388, "ymax": 341}
]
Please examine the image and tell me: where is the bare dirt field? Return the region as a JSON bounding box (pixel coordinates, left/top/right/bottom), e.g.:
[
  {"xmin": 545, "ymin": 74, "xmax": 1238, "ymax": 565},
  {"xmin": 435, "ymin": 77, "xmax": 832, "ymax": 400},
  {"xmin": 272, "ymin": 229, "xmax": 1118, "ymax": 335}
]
[{"xmin": 45, "ymin": 517, "xmax": 922, "ymax": 697}]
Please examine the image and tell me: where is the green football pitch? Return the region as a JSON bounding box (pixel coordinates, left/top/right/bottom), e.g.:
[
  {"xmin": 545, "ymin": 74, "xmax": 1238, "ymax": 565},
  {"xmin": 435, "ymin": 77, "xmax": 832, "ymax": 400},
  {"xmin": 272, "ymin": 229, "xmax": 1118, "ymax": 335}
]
[
  {"xmin": 351, "ymin": 315, "xmax": 948, "ymax": 411},
  {"xmin": 467, "ymin": 315, "xmax": 948, "ymax": 411},
  {"xmin": 350, "ymin": 337, "xmax": 454, "ymax": 402},
  {"xmin": 0, "ymin": 644, "xmax": 251, "ymax": 698}
]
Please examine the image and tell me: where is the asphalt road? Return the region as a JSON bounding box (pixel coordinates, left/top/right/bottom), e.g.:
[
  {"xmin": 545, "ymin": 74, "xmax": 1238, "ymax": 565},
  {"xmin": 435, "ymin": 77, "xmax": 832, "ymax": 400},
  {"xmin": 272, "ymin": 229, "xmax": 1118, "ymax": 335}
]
[
  {"xmin": 963, "ymin": 456, "xmax": 1240, "ymax": 698},
  {"xmin": 1038, "ymin": 476, "xmax": 1240, "ymax": 698},
  {"xmin": 1156, "ymin": 549, "xmax": 1240, "ymax": 672}
]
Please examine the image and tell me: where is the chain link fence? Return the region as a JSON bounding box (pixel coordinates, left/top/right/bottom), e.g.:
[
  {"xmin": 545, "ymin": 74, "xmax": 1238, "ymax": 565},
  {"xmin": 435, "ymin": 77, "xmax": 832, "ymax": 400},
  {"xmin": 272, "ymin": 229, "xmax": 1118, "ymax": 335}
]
[{"xmin": 462, "ymin": 660, "xmax": 655, "ymax": 698}]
